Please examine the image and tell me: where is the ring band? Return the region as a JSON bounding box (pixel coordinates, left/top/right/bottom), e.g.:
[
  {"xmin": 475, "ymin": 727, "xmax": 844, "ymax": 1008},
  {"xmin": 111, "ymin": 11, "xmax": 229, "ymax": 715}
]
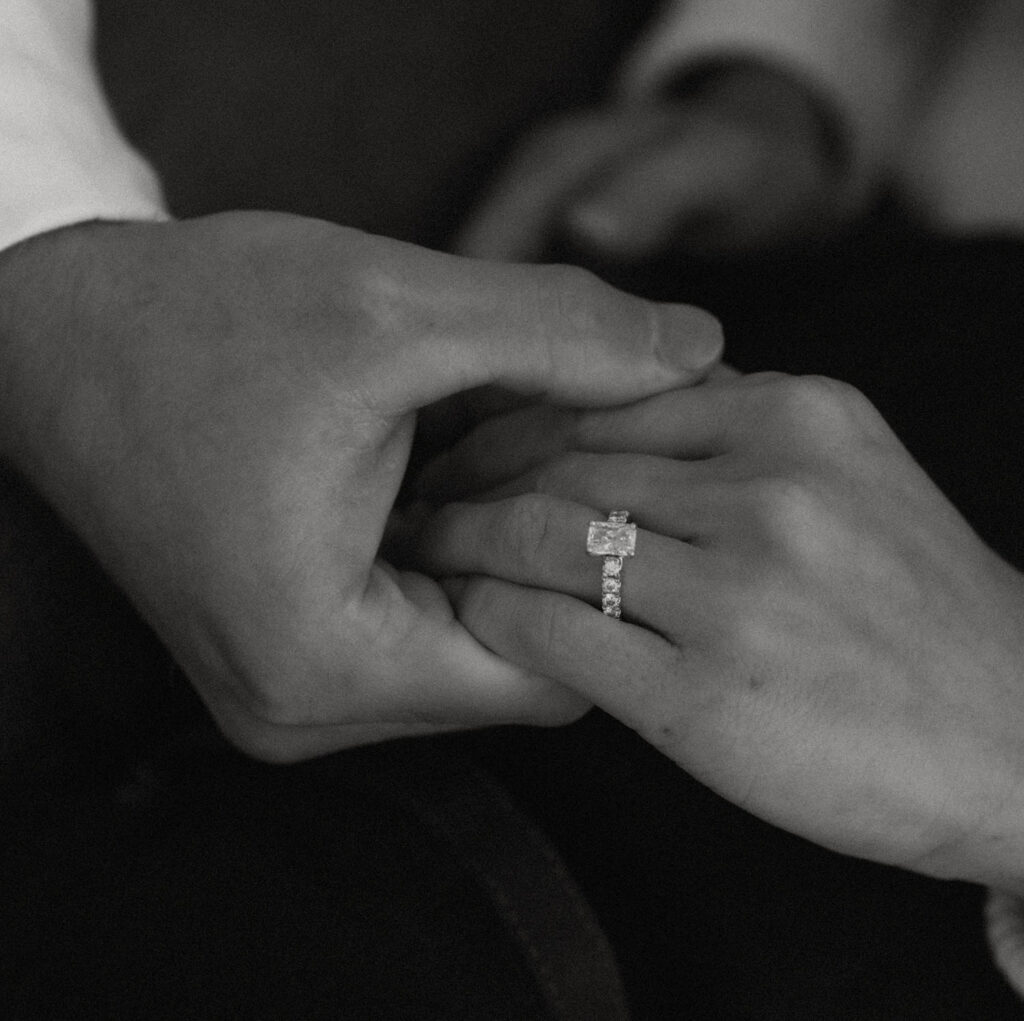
[{"xmin": 586, "ymin": 510, "xmax": 637, "ymax": 619}]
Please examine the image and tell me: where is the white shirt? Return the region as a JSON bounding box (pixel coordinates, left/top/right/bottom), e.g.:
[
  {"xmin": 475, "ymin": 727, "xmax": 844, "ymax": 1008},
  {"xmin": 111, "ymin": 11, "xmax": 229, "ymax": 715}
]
[{"xmin": 0, "ymin": 0, "xmax": 166, "ymax": 252}]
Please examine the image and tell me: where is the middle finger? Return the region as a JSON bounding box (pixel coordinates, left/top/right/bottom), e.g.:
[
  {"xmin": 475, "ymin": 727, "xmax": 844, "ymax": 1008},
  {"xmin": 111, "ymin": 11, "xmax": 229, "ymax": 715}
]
[{"xmin": 481, "ymin": 451, "xmax": 726, "ymax": 544}]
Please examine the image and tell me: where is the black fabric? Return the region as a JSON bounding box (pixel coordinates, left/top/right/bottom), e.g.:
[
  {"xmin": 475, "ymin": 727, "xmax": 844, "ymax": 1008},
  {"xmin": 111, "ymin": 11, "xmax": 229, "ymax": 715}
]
[
  {"xmin": 2, "ymin": 2, "xmax": 1023, "ymax": 1018},
  {"xmin": 94, "ymin": 0, "xmax": 659, "ymax": 248},
  {"xmin": 1, "ymin": 722, "xmax": 629, "ymax": 1021}
]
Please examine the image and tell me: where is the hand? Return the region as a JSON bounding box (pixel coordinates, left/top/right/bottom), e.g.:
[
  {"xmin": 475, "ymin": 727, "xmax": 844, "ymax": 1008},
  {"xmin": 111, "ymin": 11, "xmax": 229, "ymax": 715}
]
[
  {"xmin": 456, "ymin": 62, "xmax": 851, "ymax": 265},
  {"xmin": 0, "ymin": 212, "xmax": 722, "ymax": 761},
  {"xmin": 416, "ymin": 374, "xmax": 1024, "ymax": 890}
]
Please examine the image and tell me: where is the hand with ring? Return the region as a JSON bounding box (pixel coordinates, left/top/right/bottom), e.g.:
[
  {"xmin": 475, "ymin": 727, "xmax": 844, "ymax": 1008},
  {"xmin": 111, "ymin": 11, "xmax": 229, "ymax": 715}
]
[
  {"xmin": 0, "ymin": 212, "xmax": 722, "ymax": 761},
  {"xmin": 414, "ymin": 373, "xmax": 1024, "ymax": 892}
]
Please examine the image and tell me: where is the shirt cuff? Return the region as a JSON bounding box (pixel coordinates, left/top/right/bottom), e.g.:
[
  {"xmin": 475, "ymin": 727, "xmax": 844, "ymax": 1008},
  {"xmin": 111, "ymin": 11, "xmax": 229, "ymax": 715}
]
[
  {"xmin": 615, "ymin": 0, "xmax": 943, "ymax": 193},
  {"xmin": 0, "ymin": 0, "xmax": 168, "ymax": 255}
]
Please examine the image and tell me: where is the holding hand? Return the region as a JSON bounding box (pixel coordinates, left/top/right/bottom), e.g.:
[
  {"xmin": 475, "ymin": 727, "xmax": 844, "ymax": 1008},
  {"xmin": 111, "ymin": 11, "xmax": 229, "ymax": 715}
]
[
  {"xmin": 417, "ymin": 374, "xmax": 1024, "ymax": 890},
  {"xmin": 0, "ymin": 212, "xmax": 721, "ymax": 760},
  {"xmin": 457, "ymin": 62, "xmax": 852, "ymax": 264}
]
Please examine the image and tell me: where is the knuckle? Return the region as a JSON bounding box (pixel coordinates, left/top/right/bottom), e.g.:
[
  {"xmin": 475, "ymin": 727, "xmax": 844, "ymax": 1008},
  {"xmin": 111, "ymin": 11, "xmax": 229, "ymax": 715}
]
[
  {"xmin": 529, "ymin": 263, "xmax": 607, "ymax": 374},
  {"xmin": 742, "ymin": 474, "xmax": 824, "ymax": 555},
  {"xmin": 243, "ymin": 672, "xmax": 319, "ymax": 728},
  {"xmin": 710, "ymin": 604, "xmax": 763, "ymax": 667},
  {"xmin": 528, "ymin": 594, "xmax": 591, "ymax": 671},
  {"xmin": 766, "ymin": 375, "xmax": 870, "ymax": 438},
  {"xmin": 343, "ymin": 261, "xmax": 402, "ymax": 341},
  {"xmin": 545, "ymin": 261, "xmax": 602, "ymax": 304},
  {"xmin": 800, "ymin": 374, "xmax": 867, "ymax": 410},
  {"xmin": 741, "ymin": 370, "xmax": 790, "ymax": 388},
  {"xmin": 500, "ymin": 494, "xmax": 560, "ymax": 571},
  {"xmin": 770, "ymin": 374, "xmax": 833, "ymax": 420}
]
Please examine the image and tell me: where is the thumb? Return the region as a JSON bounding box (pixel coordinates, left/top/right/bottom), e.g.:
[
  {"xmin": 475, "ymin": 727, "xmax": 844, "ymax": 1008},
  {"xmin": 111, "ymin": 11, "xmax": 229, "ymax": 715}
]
[{"xmin": 366, "ymin": 241, "xmax": 723, "ymax": 412}]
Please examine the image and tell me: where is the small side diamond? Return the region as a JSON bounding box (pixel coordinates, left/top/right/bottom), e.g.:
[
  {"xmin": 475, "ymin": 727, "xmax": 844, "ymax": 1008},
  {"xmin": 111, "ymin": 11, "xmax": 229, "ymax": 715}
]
[
  {"xmin": 602, "ymin": 557, "xmax": 623, "ymax": 577},
  {"xmin": 602, "ymin": 577, "xmax": 621, "ymax": 594},
  {"xmin": 602, "ymin": 593, "xmax": 621, "ymax": 611}
]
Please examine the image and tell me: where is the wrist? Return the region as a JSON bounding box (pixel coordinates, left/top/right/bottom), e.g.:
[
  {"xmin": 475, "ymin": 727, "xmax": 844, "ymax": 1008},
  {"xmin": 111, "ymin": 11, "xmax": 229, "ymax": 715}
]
[
  {"xmin": 0, "ymin": 226, "xmax": 76, "ymax": 478},
  {"xmin": 0, "ymin": 221, "xmax": 147, "ymax": 503}
]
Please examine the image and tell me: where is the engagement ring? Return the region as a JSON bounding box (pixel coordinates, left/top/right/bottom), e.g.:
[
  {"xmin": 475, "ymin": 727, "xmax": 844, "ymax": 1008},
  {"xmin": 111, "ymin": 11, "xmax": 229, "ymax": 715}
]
[{"xmin": 586, "ymin": 510, "xmax": 636, "ymax": 619}]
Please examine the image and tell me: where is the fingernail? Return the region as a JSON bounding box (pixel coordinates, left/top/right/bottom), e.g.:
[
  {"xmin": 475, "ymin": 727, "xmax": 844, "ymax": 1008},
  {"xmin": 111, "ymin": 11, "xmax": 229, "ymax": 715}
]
[{"xmin": 661, "ymin": 304, "xmax": 724, "ymax": 373}]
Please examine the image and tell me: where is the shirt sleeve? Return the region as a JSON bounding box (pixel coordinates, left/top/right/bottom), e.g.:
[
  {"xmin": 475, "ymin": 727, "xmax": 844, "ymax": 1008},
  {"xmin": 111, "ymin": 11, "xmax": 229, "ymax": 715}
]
[
  {"xmin": 0, "ymin": 0, "xmax": 167, "ymax": 254},
  {"xmin": 615, "ymin": 0, "xmax": 956, "ymax": 189}
]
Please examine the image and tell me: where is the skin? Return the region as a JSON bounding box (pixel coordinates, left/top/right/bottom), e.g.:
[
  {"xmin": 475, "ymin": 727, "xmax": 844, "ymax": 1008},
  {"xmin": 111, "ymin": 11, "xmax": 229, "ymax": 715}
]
[
  {"xmin": 415, "ymin": 373, "xmax": 1024, "ymax": 893},
  {"xmin": 0, "ymin": 211, "xmax": 722, "ymax": 762},
  {"xmin": 456, "ymin": 61, "xmax": 854, "ymax": 265}
]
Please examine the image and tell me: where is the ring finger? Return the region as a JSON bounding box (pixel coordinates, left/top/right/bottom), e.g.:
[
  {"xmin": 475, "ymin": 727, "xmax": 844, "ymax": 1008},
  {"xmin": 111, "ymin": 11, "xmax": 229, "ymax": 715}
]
[{"xmin": 416, "ymin": 493, "xmax": 705, "ymax": 637}]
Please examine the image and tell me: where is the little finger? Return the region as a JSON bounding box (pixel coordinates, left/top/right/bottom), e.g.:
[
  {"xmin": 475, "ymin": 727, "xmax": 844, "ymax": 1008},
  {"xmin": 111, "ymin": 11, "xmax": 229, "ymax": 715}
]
[{"xmin": 448, "ymin": 576, "xmax": 708, "ymax": 750}]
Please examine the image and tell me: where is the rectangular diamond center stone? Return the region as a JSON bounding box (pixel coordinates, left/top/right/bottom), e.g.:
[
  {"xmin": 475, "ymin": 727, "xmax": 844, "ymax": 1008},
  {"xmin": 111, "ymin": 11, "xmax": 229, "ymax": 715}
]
[{"xmin": 587, "ymin": 521, "xmax": 637, "ymax": 557}]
